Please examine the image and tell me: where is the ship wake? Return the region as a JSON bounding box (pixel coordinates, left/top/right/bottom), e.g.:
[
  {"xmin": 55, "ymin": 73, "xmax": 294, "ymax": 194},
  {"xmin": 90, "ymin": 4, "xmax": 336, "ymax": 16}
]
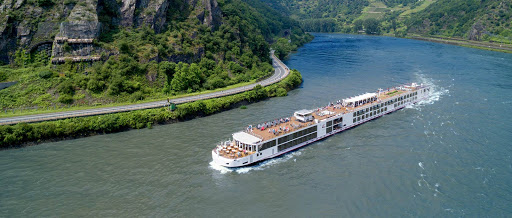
[{"xmin": 406, "ymin": 73, "xmax": 448, "ymax": 110}]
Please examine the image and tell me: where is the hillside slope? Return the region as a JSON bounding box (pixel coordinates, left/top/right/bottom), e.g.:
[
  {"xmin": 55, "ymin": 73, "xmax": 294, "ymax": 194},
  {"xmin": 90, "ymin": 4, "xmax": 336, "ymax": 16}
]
[
  {"xmin": 0, "ymin": 0, "xmax": 312, "ymax": 109},
  {"xmin": 406, "ymin": 0, "xmax": 512, "ymax": 41}
]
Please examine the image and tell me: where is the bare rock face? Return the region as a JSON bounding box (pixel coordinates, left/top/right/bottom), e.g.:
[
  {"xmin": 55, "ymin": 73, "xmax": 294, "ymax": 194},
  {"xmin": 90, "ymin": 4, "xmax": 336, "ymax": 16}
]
[
  {"xmin": 0, "ymin": 0, "xmax": 226, "ymax": 63},
  {"xmin": 67, "ymin": 0, "xmax": 99, "ymax": 23},
  {"xmin": 53, "ymin": 0, "xmax": 101, "ymax": 58},
  {"xmin": 14, "ymin": 0, "xmax": 24, "ymax": 9},
  {"xmin": 120, "ymin": 0, "xmax": 137, "ymax": 27},
  {"xmin": 16, "ymin": 20, "xmax": 31, "ymax": 45},
  {"xmin": 201, "ymin": 0, "xmax": 222, "ymax": 29},
  {"xmin": 139, "ymin": 0, "xmax": 170, "ymax": 33},
  {"xmin": 188, "ymin": 0, "xmax": 222, "ymax": 29},
  {"xmin": 0, "ymin": 0, "xmax": 13, "ymax": 14},
  {"xmin": 468, "ymin": 21, "xmax": 485, "ymax": 41}
]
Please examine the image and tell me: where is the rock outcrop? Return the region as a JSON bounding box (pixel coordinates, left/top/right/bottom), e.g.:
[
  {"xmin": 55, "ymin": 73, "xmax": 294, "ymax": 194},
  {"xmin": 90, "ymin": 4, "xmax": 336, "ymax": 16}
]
[
  {"xmin": 138, "ymin": 0, "xmax": 170, "ymax": 33},
  {"xmin": 0, "ymin": 0, "xmax": 224, "ymax": 63},
  {"xmin": 120, "ymin": 0, "xmax": 137, "ymax": 27},
  {"xmin": 199, "ymin": 0, "xmax": 222, "ymax": 29},
  {"xmin": 52, "ymin": 0, "xmax": 101, "ymax": 59}
]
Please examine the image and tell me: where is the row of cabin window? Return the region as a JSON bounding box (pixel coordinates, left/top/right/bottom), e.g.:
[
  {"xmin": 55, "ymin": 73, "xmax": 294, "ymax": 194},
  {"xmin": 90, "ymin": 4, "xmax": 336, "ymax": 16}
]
[
  {"xmin": 393, "ymin": 95, "xmax": 417, "ymax": 108},
  {"xmin": 353, "ymin": 104, "xmax": 380, "ymax": 117},
  {"xmin": 392, "ymin": 92, "xmax": 417, "ymax": 103},
  {"xmin": 277, "ymin": 132, "xmax": 317, "ymax": 152},
  {"xmin": 260, "ymin": 140, "xmax": 277, "ymax": 151},
  {"xmin": 277, "ymin": 126, "xmax": 316, "ymax": 144},
  {"xmin": 327, "ymin": 126, "xmax": 333, "ymax": 133},
  {"xmin": 333, "ymin": 118, "xmax": 343, "ymax": 125},
  {"xmin": 352, "ymin": 107, "xmax": 388, "ymax": 123},
  {"xmin": 352, "ymin": 91, "xmax": 417, "ymax": 118}
]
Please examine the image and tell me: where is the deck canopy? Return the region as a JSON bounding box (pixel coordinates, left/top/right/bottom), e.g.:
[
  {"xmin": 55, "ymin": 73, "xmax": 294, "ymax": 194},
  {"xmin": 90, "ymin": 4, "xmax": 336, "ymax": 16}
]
[
  {"xmin": 295, "ymin": 109, "xmax": 313, "ymax": 116},
  {"xmin": 294, "ymin": 109, "xmax": 314, "ymax": 122},
  {"xmin": 233, "ymin": 132, "xmax": 262, "ymax": 145},
  {"xmin": 343, "ymin": 93, "xmax": 377, "ymax": 105}
]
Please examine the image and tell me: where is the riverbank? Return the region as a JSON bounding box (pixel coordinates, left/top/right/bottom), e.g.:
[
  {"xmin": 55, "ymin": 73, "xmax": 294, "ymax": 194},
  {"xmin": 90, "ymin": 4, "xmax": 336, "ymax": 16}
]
[
  {"xmin": 406, "ymin": 35, "xmax": 512, "ymax": 54},
  {"xmin": 0, "ymin": 70, "xmax": 303, "ymax": 149},
  {"xmin": 309, "ymin": 32, "xmax": 512, "ymax": 54}
]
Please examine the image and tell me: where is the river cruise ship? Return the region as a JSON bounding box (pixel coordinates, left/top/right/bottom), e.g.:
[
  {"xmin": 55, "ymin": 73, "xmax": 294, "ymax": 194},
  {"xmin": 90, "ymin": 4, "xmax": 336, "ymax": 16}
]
[{"xmin": 212, "ymin": 83, "xmax": 431, "ymax": 167}]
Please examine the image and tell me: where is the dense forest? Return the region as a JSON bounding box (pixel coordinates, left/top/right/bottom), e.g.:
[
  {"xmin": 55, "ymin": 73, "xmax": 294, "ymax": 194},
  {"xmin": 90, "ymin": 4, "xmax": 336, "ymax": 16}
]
[
  {"xmin": 406, "ymin": 0, "xmax": 512, "ymax": 41},
  {"xmin": 263, "ymin": 0, "xmax": 512, "ymax": 43},
  {"xmin": 0, "ymin": 0, "xmax": 313, "ymax": 109}
]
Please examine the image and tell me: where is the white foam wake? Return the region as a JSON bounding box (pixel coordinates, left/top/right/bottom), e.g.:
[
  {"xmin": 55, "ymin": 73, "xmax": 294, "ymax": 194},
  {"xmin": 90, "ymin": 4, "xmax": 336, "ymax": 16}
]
[
  {"xmin": 404, "ymin": 73, "xmax": 449, "ymax": 111},
  {"xmin": 209, "ymin": 151, "xmax": 303, "ymax": 174}
]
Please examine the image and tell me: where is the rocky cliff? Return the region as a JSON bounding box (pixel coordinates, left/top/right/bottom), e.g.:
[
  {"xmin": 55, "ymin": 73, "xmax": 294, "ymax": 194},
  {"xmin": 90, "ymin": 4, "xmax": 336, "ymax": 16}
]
[{"xmin": 0, "ymin": 0, "xmax": 222, "ymax": 63}]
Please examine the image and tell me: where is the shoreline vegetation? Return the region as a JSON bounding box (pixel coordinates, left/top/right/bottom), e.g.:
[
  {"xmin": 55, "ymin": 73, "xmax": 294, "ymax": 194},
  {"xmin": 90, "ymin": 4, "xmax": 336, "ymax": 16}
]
[
  {"xmin": 0, "ymin": 69, "xmax": 303, "ymax": 149},
  {"xmin": 406, "ymin": 35, "xmax": 512, "ymax": 54},
  {"xmin": 312, "ymin": 32, "xmax": 512, "ymax": 54}
]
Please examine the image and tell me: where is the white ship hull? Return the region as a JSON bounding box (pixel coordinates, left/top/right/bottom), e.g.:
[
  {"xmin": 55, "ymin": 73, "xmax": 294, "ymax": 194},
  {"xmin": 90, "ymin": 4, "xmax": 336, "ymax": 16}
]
[{"xmin": 212, "ymin": 84, "xmax": 431, "ymax": 168}]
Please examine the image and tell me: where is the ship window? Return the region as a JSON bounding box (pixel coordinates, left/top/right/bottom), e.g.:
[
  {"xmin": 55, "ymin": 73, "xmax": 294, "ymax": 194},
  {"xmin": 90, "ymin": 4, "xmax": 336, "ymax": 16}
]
[
  {"xmin": 366, "ymin": 114, "xmax": 369, "ymax": 118},
  {"xmin": 366, "ymin": 108, "xmax": 369, "ymax": 112},
  {"xmin": 357, "ymin": 117, "xmax": 360, "ymax": 121},
  {"xmin": 353, "ymin": 112, "xmax": 356, "ymax": 117},
  {"xmin": 353, "ymin": 118, "xmax": 356, "ymax": 123}
]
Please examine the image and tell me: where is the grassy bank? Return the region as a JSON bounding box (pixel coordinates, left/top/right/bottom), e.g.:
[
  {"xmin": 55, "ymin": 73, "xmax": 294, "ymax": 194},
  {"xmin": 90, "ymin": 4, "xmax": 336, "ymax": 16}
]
[
  {"xmin": 0, "ymin": 70, "xmax": 303, "ymax": 149},
  {"xmin": 0, "ymin": 78, "xmax": 260, "ymax": 119}
]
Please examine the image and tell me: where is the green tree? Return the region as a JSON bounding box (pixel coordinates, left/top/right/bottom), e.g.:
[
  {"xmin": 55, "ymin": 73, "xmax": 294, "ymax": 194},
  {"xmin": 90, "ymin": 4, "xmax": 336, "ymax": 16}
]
[
  {"xmin": 159, "ymin": 61, "xmax": 177, "ymax": 85},
  {"xmin": 353, "ymin": 19, "xmax": 363, "ymax": 33},
  {"xmin": 273, "ymin": 38, "xmax": 294, "ymax": 59},
  {"xmin": 364, "ymin": 18, "xmax": 380, "ymax": 35}
]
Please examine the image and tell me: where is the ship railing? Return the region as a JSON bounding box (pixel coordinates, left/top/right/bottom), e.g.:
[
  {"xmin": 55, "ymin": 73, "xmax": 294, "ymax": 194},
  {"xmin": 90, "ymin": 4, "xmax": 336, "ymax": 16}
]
[
  {"xmin": 243, "ymin": 129, "xmax": 264, "ymax": 140},
  {"xmin": 251, "ymin": 116, "xmax": 292, "ymax": 131}
]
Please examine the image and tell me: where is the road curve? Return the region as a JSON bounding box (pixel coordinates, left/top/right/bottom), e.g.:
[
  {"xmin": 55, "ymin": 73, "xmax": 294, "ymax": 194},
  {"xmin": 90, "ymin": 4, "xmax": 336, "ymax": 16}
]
[{"xmin": 0, "ymin": 53, "xmax": 290, "ymax": 125}]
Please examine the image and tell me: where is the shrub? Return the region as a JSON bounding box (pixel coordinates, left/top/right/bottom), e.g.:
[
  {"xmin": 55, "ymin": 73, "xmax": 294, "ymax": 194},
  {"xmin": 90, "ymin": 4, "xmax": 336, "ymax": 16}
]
[
  {"xmin": 57, "ymin": 80, "xmax": 75, "ymax": 95},
  {"xmin": 37, "ymin": 0, "xmax": 54, "ymax": 6},
  {"xmin": 87, "ymin": 78, "xmax": 105, "ymax": 93},
  {"xmin": 39, "ymin": 71, "xmax": 53, "ymax": 79},
  {"xmin": 64, "ymin": 0, "xmax": 76, "ymax": 5},
  {"xmin": 276, "ymin": 87, "xmax": 287, "ymax": 97},
  {"xmin": 58, "ymin": 94, "xmax": 74, "ymax": 104},
  {"xmin": 130, "ymin": 91, "xmax": 145, "ymax": 102}
]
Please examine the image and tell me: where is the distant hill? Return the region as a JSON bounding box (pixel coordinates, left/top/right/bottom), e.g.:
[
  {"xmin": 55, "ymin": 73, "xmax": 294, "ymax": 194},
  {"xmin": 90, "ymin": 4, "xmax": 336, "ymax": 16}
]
[
  {"xmin": 406, "ymin": 0, "xmax": 512, "ymax": 41},
  {"xmin": 262, "ymin": 0, "xmax": 512, "ymax": 43}
]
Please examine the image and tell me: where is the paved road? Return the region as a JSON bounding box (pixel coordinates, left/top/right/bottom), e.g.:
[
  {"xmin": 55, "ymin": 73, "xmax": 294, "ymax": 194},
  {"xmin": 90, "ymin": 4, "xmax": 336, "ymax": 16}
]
[{"xmin": 0, "ymin": 53, "xmax": 290, "ymax": 125}]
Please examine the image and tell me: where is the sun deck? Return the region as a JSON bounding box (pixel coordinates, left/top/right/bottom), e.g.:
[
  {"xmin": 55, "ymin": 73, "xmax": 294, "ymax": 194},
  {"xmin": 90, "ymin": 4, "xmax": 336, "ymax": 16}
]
[
  {"xmin": 215, "ymin": 145, "xmax": 256, "ymax": 159},
  {"xmin": 243, "ymin": 85, "xmax": 423, "ymax": 142}
]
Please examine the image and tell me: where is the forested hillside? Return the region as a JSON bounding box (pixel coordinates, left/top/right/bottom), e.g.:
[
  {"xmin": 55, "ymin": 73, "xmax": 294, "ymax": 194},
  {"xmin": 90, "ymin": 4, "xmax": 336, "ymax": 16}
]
[
  {"xmin": 263, "ymin": 0, "xmax": 512, "ymax": 43},
  {"xmin": 406, "ymin": 0, "xmax": 512, "ymax": 41},
  {"xmin": 0, "ymin": 0, "xmax": 312, "ymax": 109}
]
